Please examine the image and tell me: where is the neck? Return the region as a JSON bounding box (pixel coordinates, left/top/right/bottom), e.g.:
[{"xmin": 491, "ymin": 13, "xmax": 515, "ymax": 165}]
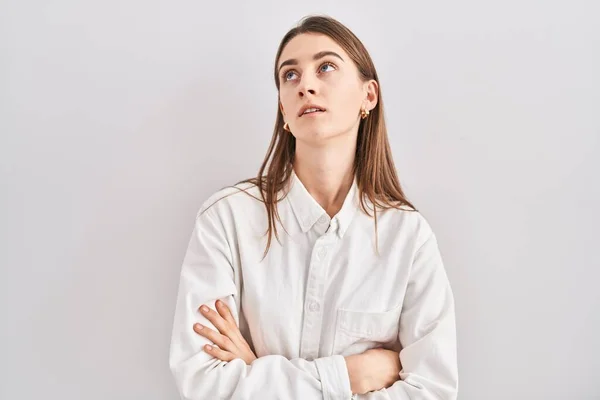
[{"xmin": 292, "ymin": 135, "xmax": 356, "ymax": 218}]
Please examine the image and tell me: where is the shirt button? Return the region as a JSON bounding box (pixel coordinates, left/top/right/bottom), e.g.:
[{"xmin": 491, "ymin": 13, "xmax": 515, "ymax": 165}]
[
  {"xmin": 318, "ymin": 215, "xmax": 329, "ymax": 225},
  {"xmin": 309, "ymin": 302, "xmax": 320, "ymax": 312},
  {"xmin": 317, "ymin": 247, "xmax": 327, "ymax": 259}
]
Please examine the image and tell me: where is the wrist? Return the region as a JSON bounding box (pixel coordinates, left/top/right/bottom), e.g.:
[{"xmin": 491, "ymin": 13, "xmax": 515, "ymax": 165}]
[{"xmin": 344, "ymin": 354, "xmax": 369, "ymax": 394}]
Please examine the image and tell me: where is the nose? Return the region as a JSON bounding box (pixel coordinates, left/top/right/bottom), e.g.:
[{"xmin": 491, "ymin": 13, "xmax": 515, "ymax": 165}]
[{"xmin": 297, "ymin": 73, "xmax": 317, "ymax": 98}]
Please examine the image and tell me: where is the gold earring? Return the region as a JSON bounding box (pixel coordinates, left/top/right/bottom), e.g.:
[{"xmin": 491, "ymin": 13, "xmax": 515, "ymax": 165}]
[
  {"xmin": 283, "ymin": 122, "xmax": 291, "ymax": 132},
  {"xmin": 360, "ymin": 108, "xmax": 370, "ymax": 119}
]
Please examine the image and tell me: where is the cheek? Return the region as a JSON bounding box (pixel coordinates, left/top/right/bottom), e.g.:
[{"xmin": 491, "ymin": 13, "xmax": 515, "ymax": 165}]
[
  {"xmin": 333, "ymin": 89, "xmax": 362, "ymax": 119},
  {"xmin": 279, "ymin": 91, "xmax": 294, "ymax": 114},
  {"xmin": 327, "ymin": 77, "xmax": 362, "ymax": 114}
]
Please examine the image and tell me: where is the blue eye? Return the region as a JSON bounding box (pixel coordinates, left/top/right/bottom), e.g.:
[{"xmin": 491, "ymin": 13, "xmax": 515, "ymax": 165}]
[
  {"xmin": 285, "ymin": 71, "xmax": 298, "ymax": 81},
  {"xmin": 320, "ymin": 62, "xmax": 336, "ymax": 73},
  {"xmin": 281, "ymin": 62, "xmax": 336, "ymax": 82}
]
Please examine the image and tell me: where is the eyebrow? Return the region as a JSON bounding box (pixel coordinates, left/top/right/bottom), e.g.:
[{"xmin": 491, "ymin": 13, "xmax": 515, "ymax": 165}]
[{"xmin": 278, "ymin": 51, "xmax": 345, "ymax": 74}]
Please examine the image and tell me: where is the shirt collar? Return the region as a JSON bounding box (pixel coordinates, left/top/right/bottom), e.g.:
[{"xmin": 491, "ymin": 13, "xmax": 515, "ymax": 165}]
[{"xmin": 286, "ymin": 169, "xmax": 359, "ymax": 239}]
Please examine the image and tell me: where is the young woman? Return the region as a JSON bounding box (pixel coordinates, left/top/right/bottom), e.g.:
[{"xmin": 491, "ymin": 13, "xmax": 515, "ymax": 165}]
[{"xmin": 169, "ymin": 15, "xmax": 458, "ymax": 399}]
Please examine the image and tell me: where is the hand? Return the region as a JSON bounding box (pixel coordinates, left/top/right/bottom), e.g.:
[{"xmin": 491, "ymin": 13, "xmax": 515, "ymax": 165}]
[
  {"xmin": 193, "ymin": 299, "xmax": 257, "ymax": 365},
  {"xmin": 345, "ymin": 348, "xmax": 402, "ymax": 394}
]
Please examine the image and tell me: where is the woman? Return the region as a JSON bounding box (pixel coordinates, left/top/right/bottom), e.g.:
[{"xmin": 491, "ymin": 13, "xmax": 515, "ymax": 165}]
[{"xmin": 169, "ymin": 15, "xmax": 458, "ymax": 399}]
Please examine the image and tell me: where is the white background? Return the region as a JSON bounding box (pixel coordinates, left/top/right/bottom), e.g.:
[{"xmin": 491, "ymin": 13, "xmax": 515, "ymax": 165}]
[{"xmin": 1, "ymin": 1, "xmax": 599, "ymax": 399}]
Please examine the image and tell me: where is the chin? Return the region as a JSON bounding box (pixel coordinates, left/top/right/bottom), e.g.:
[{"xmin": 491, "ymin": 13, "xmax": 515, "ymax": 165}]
[
  {"xmin": 295, "ymin": 130, "xmax": 340, "ymax": 144},
  {"xmin": 294, "ymin": 127, "xmax": 350, "ymax": 143}
]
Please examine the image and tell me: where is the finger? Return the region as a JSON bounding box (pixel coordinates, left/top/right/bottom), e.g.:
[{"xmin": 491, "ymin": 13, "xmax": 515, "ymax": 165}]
[
  {"xmin": 198, "ymin": 304, "xmax": 229, "ymax": 335},
  {"xmin": 215, "ymin": 300, "xmax": 237, "ymax": 326},
  {"xmin": 193, "ymin": 323, "xmax": 235, "ymax": 352},
  {"xmin": 204, "ymin": 344, "xmax": 235, "ymax": 362},
  {"xmin": 199, "ymin": 303, "xmax": 249, "ymax": 352},
  {"xmin": 215, "ymin": 300, "xmax": 246, "ymax": 343}
]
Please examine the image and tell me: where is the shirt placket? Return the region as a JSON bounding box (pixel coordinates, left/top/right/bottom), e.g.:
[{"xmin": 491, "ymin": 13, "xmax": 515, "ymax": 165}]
[{"xmin": 300, "ymin": 230, "xmax": 336, "ymax": 360}]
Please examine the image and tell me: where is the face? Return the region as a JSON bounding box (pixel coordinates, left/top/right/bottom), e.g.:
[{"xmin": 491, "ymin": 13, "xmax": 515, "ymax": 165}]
[{"xmin": 277, "ymin": 33, "xmax": 378, "ymax": 144}]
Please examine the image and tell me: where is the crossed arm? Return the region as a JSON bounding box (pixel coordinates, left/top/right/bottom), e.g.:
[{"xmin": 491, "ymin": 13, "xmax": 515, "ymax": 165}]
[
  {"xmin": 169, "ymin": 210, "xmax": 458, "ymax": 399},
  {"xmin": 192, "ymin": 299, "xmax": 401, "ymax": 395}
]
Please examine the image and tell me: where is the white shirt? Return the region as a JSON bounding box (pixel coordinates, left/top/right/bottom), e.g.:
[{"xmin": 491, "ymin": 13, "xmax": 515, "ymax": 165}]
[{"xmin": 169, "ymin": 170, "xmax": 458, "ymax": 399}]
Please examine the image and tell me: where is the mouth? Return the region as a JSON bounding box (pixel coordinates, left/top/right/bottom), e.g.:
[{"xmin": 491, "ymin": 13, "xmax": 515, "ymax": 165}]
[{"xmin": 299, "ymin": 106, "xmax": 326, "ymax": 117}]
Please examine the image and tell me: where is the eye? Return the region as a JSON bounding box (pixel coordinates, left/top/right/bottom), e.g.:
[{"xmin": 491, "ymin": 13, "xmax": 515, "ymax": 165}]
[
  {"xmin": 281, "ymin": 62, "xmax": 336, "ymax": 83},
  {"xmin": 319, "ymin": 62, "xmax": 336, "ymax": 73},
  {"xmin": 282, "ymin": 70, "xmax": 298, "ymax": 82}
]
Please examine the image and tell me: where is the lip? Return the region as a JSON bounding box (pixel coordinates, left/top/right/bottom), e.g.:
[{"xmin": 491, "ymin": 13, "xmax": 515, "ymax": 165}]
[{"xmin": 298, "ymin": 103, "xmax": 327, "ymax": 117}]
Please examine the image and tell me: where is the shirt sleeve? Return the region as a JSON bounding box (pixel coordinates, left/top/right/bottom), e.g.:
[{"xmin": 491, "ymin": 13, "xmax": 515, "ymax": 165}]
[
  {"xmin": 356, "ymin": 231, "xmax": 459, "ymax": 399},
  {"xmin": 168, "ymin": 206, "xmax": 353, "ymax": 400}
]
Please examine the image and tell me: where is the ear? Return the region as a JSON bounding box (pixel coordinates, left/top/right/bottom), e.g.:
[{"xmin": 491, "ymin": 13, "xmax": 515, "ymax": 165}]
[
  {"xmin": 362, "ymin": 79, "xmax": 379, "ymax": 111},
  {"xmin": 279, "ymin": 102, "xmax": 286, "ymax": 116}
]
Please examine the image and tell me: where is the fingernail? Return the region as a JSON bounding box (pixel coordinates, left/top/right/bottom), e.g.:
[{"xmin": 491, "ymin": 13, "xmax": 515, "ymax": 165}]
[
  {"xmin": 194, "ymin": 323, "xmax": 203, "ymax": 330},
  {"xmin": 216, "ymin": 300, "xmax": 221, "ymax": 307},
  {"xmin": 201, "ymin": 306, "xmax": 209, "ymax": 313},
  {"xmin": 205, "ymin": 345, "xmax": 212, "ymax": 351}
]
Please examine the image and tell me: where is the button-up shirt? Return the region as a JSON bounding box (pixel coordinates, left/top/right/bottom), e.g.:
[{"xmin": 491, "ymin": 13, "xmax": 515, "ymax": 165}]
[{"xmin": 169, "ymin": 170, "xmax": 458, "ymax": 399}]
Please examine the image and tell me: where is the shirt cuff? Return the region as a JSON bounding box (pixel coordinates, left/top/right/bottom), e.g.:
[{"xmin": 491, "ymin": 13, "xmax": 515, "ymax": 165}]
[{"xmin": 314, "ymin": 355, "xmax": 353, "ymax": 400}]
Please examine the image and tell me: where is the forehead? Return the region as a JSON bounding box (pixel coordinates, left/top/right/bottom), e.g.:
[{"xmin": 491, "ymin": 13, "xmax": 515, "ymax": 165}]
[{"xmin": 278, "ymin": 33, "xmax": 348, "ymax": 65}]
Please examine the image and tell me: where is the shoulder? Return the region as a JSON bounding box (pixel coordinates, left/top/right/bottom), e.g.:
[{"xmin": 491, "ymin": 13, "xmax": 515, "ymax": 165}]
[
  {"xmin": 377, "ymin": 204, "xmax": 436, "ymax": 249},
  {"xmin": 196, "ymin": 180, "xmax": 264, "ymax": 220}
]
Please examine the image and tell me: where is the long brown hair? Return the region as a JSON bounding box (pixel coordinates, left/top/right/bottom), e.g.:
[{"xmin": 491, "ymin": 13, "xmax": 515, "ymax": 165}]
[{"xmin": 222, "ymin": 15, "xmax": 417, "ymax": 257}]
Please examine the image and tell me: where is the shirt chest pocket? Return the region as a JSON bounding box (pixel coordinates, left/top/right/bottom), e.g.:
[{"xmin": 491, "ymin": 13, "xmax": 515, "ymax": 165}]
[{"xmin": 332, "ymin": 305, "xmax": 402, "ymax": 355}]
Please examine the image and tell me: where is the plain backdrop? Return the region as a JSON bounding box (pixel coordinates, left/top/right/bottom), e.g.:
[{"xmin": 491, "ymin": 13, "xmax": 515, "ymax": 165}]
[{"xmin": 1, "ymin": 1, "xmax": 599, "ymax": 399}]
